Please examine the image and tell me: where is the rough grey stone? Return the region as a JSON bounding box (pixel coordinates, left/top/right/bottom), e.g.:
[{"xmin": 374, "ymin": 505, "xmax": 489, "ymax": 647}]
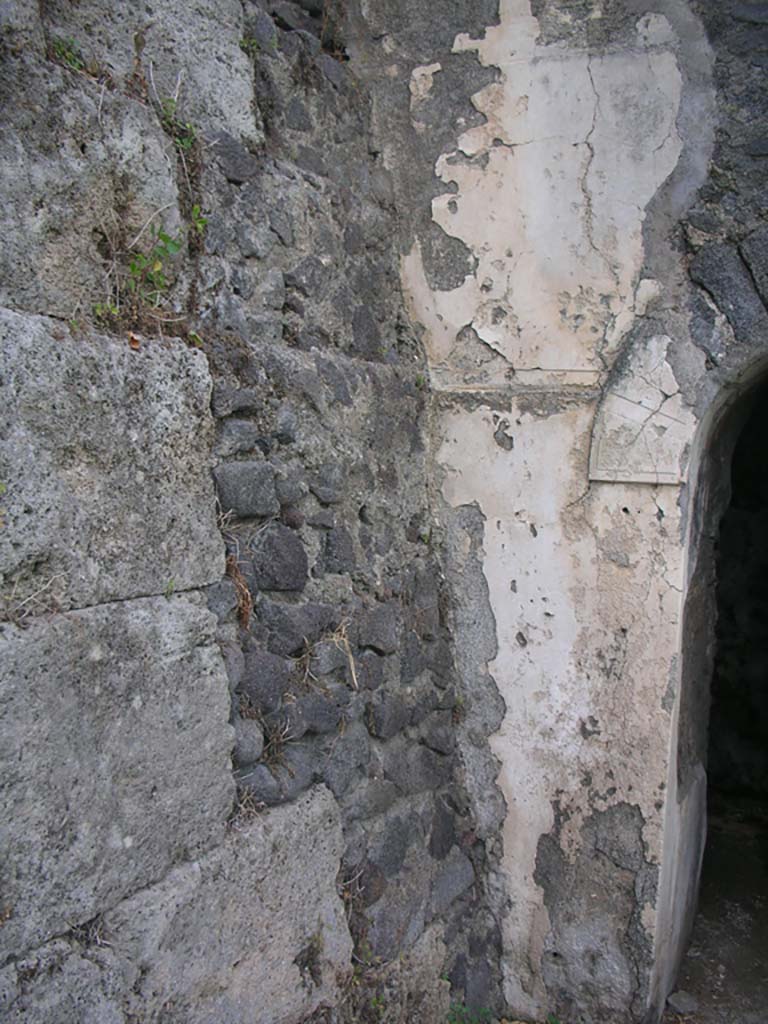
[
  {"xmin": 285, "ymin": 255, "xmax": 331, "ymax": 297},
  {"xmin": 358, "ymin": 603, "xmax": 399, "ymax": 654},
  {"xmin": 421, "ymin": 711, "xmax": 457, "ymax": 755},
  {"xmin": 321, "ymin": 721, "xmax": 370, "ymax": 796},
  {"xmin": 0, "ymin": 596, "xmax": 234, "ymax": 961},
  {"xmin": 211, "ymin": 131, "xmax": 261, "ymax": 184},
  {"xmin": 690, "ymin": 243, "xmax": 768, "ymax": 349},
  {"xmin": 310, "ymin": 462, "xmax": 346, "ymax": 504},
  {"xmin": 248, "ymin": 522, "xmax": 308, "ymax": 591},
  {"xmin": 311, "ymin": 639, "xmax": 349, "ymax": 676},
  {"xmin": 429, "ymin": 798, "xmax": 456, "ymax": 860},
  {"xmin": 236, "ymin": 220, "xmax": 275, "ymax": 259},
  {"xmin": 234, "ymin": 717, "xmax": 265, "ymax": 765},
  {"xmin": 98, "ymin": 787, "xmax": 351, "ymax": 1023},
  {"xmin": 207, "ymin": 578, "xmax": 239, "ymax": 621},
  {"xmin": 0, "ymin": 311, "xmax": 224, "ymax": 612},
  {"xmin": 257, "ymin": 598, "xmax": 337, "ymax": 656},
  {"xmin": 342, "ymin": 779, "xmax": 399, "ymax": 822},
  {"xmin": 214, "ymin": 461, "xmax": 279, "ymax": 518},
  {"xmin": 367, "ymin": 691, "xmax": 410, "ymax": 740},
  {"xmin": 240, "ymin": 647, "xmax": 294, "ymax": 714},
  {"xmin": 215, "ymin": 419, "xmax": 264, "ymax": 457},
  {"xmin": 370, "ymin": 816, "xmax": 414, "ymax": 877},
  {"xmin": 323, "ymin": 526, "xmax": 357, "ymax": 573},
  {"xmin": 352, "ymin": 305, "xmax": 383, "ymax": 359},
  {"xmin": 430, "ymin": 848, "xmax": 475, "ymax": 918},
  {"xmin": 384, "ymin": 743, "xmax": 452, "ymax": 795},
  {"xmin": 357, "ymin": 650, "xmax": 386, "ymax": 690},
  {"xmin": 211, "ymin": 384, "xmax": 263, "ymax": 417},
  {"xmin": 741, "ymin": 225, "xmax": 768, "ymax": 308},
  {"xmin": 298, "ymin": 692, "xmax": 344, "ymax": 734}
]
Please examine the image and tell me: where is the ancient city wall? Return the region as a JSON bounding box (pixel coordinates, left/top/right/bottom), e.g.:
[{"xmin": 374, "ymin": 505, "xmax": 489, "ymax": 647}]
[{"xmin": 1, "ymin": 2, "xmax": 767, "ymax": 1023}]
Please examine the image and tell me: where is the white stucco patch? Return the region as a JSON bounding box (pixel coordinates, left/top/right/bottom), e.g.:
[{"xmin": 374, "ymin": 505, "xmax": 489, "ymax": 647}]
[
  {"xmin": 402, "ymin": 0, "xmax": 683, "ymax": 385},
  {"xmin": 590, "ymin": 335, "xmax": 698, "ymax": 483}
]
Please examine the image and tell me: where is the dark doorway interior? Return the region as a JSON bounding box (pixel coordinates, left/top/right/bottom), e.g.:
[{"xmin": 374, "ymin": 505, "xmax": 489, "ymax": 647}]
[{"xmin": 667, "ymin": 390, "xmax": 768, "ymax": 1023}]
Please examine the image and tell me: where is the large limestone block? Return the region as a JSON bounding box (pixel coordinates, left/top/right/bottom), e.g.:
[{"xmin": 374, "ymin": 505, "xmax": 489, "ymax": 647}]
[
  {"xmin": 0, "ymin": 594, "xmax": 234, "ymax": 960},
  {"xmin": 0, "ymin": 309, "xmax": 224, "ymax": 611},
  {"xmin": 2, "ymin": 789, "xmax": 351, "ymax": 1023},
  {"xmin": 104, "ymin": 785, "xmax": 352, "ymax": 1024}
]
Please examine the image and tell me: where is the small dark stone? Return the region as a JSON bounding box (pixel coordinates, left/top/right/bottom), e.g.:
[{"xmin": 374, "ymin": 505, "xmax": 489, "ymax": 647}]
[
  {"xmin": 236, "ymin": 221, "xmax": 275, "ymax": 259},
  {"xmin": 236, "ymin": 764, "xmax": 282, "ymax": 806},
  {"xmin": 690, "ymin": 242, "xmax": 768, "ymax": 348},
  {"xmin": 285, "ymin": 255, "xmax": 331, "ymax": 297},
  {"xmin": 384, "ymin": 743, "xmax": 452, "ymax": 795},
  {"xmin": 285, "ymin": 97, "xmax": 312, "ymax": 131},
  {"xmin": 311, "ymin": 640, "xmax": 348, "ymax": 676},
  {"xmin": 296, "ymin": 145, "xmax": 328, "ymax": 177},
  {"xmin": 341, "ymin": 779, "xmax": 399, "ymax": 822},
  {"xmin": 430, "ymin": 848, "xmax": 475, "ymax": 918},
  {"xmin": 281, "ymin": 506, "xmax": 305, "ymax": 530},
  {"xmin": 358, "ymin": 859, "xmax": 387, "ymax": 907},
  {"xmin": 323, "ymin": 527, "xmax": 356, "ymax": 573},
  {"xmin": 211, "ymin": 131, "xmax": 260, "ymax": 184},
  {"xmin": 356, "ymin": 650, "xmax": 385, "ymax": 691},
  {"xmin": 351, "ymin": 305, "xmax": 382, "ymax": 360},
  {"xmin": 358, "ymin": 603, "xmax": 399, "ymax": 654},
  {"xmin": 215, "ymin": 419, "xmax": 264, "ymax": 458},
  {"xmin": 233, "ymin": 718, "xmax": 265, "ymax": 766},
  {"xmin": 310, "ymin": 462, "xmax": 345, "ymax": 504},
  {"xmin": 275, "ymin": 472, "xmax": 307, "ymax": 506},
  {"xmin": 214, "ymin": 461, "xmax": 279, "ymax": 518},
  {"xmin": 248, "ymin": 523, "xmax": 308, "ymax": 592},
  {"xmin": 429, "ymin": 798, "xmax": 456, "ymax": 860},
  {"xmin": 257, "ymin": 600, "xmax": 338, "ymax": 658},
  {"xmin": 412, "ymin": 569, "xmax": 441, "ymax": 639},
  {"xmin": 366, "ymin": 691, "xmax": 409, "ymax": 740},
  {"xmin": 206, "ymin": 578, "xmax": 239, "ymax": 621},
  {"xmin": 297, "ymin": 692, "xmax": 343, "ymax": 734},
  {"xmin": 211, "ymin": 384, "xmax": 262, "ymax": 417},
  {"xmin": 370, "ymin": 817, "xmax": 413, "ymax": 877},
  {"xmin": 269, "ymin": 207, "xmax": 295, "ymax": 246},
  {"xmin": 240, "ymin": 647, "xmax": 293, "ymax": 714},
  {"xmin": 321, "ymin": 721, "xmax": 370, "ymax": 796},
  {"xmin": 742, "ymin": 225, "xmax": 768, "ymax": 308},
  {"xmin": 249, "ymin": 8, "xmax": 279, "ymax": 50},
  {"xmin": 316, "ymin": 52, "xmax": 346, "ymax": 90},
  {"xmin": 421, "ymin": 711, "xmax": 456, "ymax": 755},
  {"xmin": 344, "ymin": 223, "xmax": 364, "ymax": 256}
]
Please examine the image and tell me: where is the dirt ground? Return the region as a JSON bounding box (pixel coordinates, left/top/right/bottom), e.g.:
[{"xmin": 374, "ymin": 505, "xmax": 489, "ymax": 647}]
[{"xmin": 661, "ymin": 796, "xmax": 768, "ymax": 1024}]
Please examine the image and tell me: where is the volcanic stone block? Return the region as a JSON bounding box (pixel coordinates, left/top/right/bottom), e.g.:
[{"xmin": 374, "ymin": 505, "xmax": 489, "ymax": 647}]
[
  {"xmin": 0, "ymin": 310, "xmax": 224, "ymax": 612},
  {"xmin": 0, "ymin": 595, "xmax": 234, "ymax": 961},
  {"xmin": 214, "ymin": 461, "xmax": 279, "ymax": 518},
  {"xmin": 248, "ymin": 522, "xmax": 308, "ymax": 591}
]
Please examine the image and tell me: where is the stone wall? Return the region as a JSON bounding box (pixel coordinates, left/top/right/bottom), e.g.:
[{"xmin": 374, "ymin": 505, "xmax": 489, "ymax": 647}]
[
  {"xmin": 0, "ymin": 2, "xmax": 499, "ymax": 1021},
  {"xmin": 2, "ymin": 1, "xmax": 768, "ymax": 1023}
]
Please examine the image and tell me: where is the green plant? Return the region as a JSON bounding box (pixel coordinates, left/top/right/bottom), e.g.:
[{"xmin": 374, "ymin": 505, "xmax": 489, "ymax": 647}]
[
  {"xmin": 51, "ymin": 36, "xmax": 85, "ymax": 72},
  {"xmin": 546, "ymin": 1016, "xmax": 561, "ymax": 1024},
  {"xmin": 446, "ymin": 1003, "xmax": 492, "ymax": 1024},
  {"xmin": 128, "ymin": 224, "xmax": 182, "ymax": 308},
  {"xmin": 240, "ymin": 36, "xmax": 259, "ymax": 57},
  {"xmin": 164, "ymin": 578, "xmax": 175, "ymax": 599},
  {"xmin": 160, "ymin": 97, "xmax": 197, "ymax": 152},
  {"xmin": 189, "ymin": 204, "xmax": 208, "ymax": 237}
]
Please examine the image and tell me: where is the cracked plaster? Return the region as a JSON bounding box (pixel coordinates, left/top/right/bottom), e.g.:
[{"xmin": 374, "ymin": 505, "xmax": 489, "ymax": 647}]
[{"xmin": 394, "ymin": 1, "xmax": 712, "ymax": 1019}]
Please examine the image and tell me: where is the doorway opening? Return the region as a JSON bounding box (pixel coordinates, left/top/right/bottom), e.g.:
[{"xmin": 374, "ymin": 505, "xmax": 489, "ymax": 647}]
[{"xmin": 670, "ymin": 381, "xmax": 768, "ymax": 1022}]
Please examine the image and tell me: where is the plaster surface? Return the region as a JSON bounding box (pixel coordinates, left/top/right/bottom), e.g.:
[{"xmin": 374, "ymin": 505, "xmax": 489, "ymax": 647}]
[{"xmin": 396, "ymin": 0, "xmax": 714, "ymax": 1018}]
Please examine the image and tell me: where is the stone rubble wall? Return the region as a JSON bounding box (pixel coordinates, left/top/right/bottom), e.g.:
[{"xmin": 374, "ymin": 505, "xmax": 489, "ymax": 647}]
[{"xmin": 0, "ymin": 1, "xmax": 502, "ymax": 1021}]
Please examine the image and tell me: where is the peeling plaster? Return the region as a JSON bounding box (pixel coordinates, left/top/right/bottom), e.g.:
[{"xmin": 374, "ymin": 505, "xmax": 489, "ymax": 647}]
[{"xmin": 402, "ymin": 0, "xmax": 684, "ymax": 388}]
